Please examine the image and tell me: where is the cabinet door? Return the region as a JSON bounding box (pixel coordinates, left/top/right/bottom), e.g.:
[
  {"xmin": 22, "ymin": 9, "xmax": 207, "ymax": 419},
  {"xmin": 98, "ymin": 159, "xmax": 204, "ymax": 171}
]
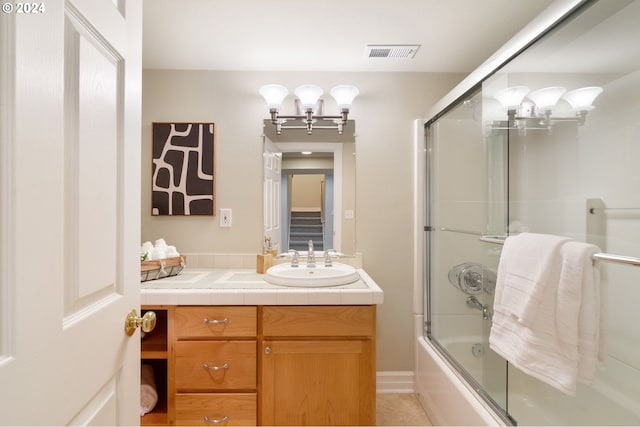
[{"xmin": 260, "ymin": 340, "xmax": 375, "ymax": 426}]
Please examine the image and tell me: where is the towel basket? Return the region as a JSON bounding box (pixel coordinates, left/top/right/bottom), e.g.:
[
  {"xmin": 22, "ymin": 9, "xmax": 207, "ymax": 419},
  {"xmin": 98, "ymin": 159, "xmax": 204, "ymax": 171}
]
[{"xmin": 141, "ymin": 256, "xmax": 186, "ymax": 282}]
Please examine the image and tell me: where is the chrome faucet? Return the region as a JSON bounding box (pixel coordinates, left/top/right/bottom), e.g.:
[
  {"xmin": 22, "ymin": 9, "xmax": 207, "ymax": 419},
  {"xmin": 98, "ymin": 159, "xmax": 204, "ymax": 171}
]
[
  {"xmin": 288, "ymin": 249, "xmax": 299, "ymax": 267},
  {"xmin": 307, "ymin": 240, "xmax": 316, "ymax": 268},
  {"xmin": 466, "ymin": 296, "xmax": 490, "ymax": 320}
]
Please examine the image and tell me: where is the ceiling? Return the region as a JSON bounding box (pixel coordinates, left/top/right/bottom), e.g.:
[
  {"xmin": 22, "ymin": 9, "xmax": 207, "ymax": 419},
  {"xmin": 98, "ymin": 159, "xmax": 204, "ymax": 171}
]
[{"xmin": 142, "ymin": 0, "xmax": 555, "ymax": 73}]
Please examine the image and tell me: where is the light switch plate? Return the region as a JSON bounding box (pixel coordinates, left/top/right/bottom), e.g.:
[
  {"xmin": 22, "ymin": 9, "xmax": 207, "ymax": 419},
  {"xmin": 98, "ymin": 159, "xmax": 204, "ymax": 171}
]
[{"xmin": 220, "ymin": 208, "xmax": 232, "ymax": 227}]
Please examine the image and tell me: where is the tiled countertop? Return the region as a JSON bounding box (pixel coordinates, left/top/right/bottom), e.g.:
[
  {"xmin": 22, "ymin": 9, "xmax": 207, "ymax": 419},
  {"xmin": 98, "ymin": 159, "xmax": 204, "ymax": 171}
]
[{"xmin": 141, "ymin": 267, "xmax": 384, "ymax": 306}]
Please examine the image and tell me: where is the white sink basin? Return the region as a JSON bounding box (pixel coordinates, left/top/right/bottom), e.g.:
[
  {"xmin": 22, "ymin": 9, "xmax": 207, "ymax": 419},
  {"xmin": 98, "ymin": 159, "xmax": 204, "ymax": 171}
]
[{"xmin": 264, "ymin": 262, "xmax": 360, "ymax": 287}]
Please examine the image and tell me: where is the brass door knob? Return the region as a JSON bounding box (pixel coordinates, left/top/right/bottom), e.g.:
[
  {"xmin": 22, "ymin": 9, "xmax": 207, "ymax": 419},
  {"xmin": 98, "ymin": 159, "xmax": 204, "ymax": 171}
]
[{"xmin": 124, "ymin": 309, "xmax": 156, "ymax": 336}]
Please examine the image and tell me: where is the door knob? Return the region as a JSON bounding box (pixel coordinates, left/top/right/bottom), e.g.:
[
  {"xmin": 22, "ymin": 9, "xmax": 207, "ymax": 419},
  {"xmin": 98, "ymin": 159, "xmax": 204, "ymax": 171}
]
[{"xmin": 125, "ymin": 309, "xmax": 156, "ymax": 336}]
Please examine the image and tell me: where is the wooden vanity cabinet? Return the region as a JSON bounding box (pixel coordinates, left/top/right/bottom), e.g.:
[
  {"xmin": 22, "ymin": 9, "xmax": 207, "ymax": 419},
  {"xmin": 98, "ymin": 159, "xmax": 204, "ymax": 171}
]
[
  {"xmin": 173, "ymin": 306, "xmax": 258, "ymax": 426},
  {"xmin": 260, "ymin": 305, "xmax": 376, "ymax": 426},
  {"xmin": 140, "ymin": 304, "xmax": 376, "ymax": 426}
]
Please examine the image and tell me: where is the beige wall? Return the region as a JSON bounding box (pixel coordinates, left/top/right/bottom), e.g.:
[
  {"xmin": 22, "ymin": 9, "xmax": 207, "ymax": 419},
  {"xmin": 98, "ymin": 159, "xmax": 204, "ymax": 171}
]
[
  {"xmin": 141, "ymin": 70, "xmax": 464, "ymax": 371},
  {"xmin": 291, "ymin": 174, "xmax": 323, "ymax": 210}
]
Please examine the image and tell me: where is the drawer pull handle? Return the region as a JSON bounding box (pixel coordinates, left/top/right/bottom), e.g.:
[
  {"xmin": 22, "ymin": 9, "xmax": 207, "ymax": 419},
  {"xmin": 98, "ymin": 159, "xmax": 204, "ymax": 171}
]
[
  {"xmin": 204, "ymin": 415, "xmax": 230, "ymax": 424},
  {"xmin": 203, "ymin": 317, "xmax": 229, "ymax": 325},
  {"xmin": 203, "ymin": 362, "xmax": 229, "ymax": 371}
]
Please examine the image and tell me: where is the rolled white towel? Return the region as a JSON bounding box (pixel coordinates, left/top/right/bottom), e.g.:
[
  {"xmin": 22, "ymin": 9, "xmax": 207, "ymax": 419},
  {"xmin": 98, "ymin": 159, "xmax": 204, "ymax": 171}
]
[
  {"xmin": 148, "ymin": 246, "xmax": 166, "ymax": 261},
  {"xmin": 140, "ymin": 364, "xmax": 158, "ymax": 416},
  {"xmin": 165, "ymin": 245, "xmax": 180, "ymax": 257},
  {"xmin": 141, "ymin": 241, "xmax": 153, "ymax": 253},
  {"xmin": 140, "ymin": 241, "xmax": 153, "ymax": 261}
]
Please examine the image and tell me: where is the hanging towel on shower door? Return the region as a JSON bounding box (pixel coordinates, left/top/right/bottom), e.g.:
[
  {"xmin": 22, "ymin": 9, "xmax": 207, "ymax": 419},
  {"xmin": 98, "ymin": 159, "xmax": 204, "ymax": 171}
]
[
  {"xmin": 492, "ymin": 233, "xmax": 570, "ymax": 327},
  {"xmin": 489, "ymin": 233, "xmax": 604, "ymax": 395},
  {"xmin": 560, "ymin": 241, "xmax": 607, "ymax": 384}
]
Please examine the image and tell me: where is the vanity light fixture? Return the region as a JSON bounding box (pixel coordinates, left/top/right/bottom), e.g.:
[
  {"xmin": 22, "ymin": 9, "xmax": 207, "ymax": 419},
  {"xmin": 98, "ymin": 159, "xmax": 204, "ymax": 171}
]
[
  {"xmin": 491, "ymin": 85, "xmax": 603, "ymax": 132},
  {"xmin": 259, "ymin": 84, "xmax": 359, "ymax": 135}
]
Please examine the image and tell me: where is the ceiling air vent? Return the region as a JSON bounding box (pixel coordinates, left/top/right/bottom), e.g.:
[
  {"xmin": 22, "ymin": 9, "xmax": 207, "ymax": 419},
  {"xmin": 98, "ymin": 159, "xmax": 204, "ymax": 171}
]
[{"xmin": 364, "ymin": 44, "xmax": 420, "ymax": 59}]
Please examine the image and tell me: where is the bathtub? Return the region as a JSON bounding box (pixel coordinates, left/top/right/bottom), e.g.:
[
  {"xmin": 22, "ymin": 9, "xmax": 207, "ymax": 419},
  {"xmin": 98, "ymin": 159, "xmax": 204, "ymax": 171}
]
[
  {"xmin": 415, "ymin": 333, "xmax": 640, "ymax": 426},
  {"xmin": 415, "ymin": 335, "xmax": 506, "ymax": 426}
]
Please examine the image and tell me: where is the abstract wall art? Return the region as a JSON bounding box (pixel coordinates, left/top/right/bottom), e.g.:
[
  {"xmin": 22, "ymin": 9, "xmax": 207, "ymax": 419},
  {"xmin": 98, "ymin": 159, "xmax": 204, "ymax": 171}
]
[{"xmin": 152, "ymin": 122, "xmax": 215, "ymax": 215}]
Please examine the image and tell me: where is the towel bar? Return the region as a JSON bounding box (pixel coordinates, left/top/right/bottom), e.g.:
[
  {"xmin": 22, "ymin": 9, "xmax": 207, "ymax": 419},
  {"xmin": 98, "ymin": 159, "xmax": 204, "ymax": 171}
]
[{"xmin": 479, "ymin": 236, "xmax": 640, "ymax": 267}]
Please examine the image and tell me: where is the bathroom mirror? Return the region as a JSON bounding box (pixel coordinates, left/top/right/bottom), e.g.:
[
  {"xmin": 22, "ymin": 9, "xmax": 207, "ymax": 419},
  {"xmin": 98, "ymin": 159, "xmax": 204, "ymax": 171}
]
[{"xmin": 262, "ymin": 119, "xmax": 356, "ymax": 256}]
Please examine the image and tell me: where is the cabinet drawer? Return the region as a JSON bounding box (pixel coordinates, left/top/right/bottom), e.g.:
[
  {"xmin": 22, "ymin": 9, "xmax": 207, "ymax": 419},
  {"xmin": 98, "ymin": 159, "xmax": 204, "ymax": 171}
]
[
  {"xmin": 262, "ymin": 305, "xmax": 375, "ymax": 337},
  {"xmin": 175, "ymin": 306, "xmax": 256, "ymax": 338},
  {"xmin": 175, "ymin": 341, "xmax": 256, "ymax": 391},
  {"xmin": 175, "ymin": 393, "xmax": 256, "ymax": 426}
]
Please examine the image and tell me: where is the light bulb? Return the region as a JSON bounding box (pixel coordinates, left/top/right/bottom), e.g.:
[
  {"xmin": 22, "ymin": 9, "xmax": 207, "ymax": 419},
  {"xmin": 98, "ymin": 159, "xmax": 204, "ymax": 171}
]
[
  {"xmin": 528, "ymin": 86, "xmax": 566, "ymax": 112},
  {"xmin": 294, "ymin": 85, "xmax": 323, "ymax": 109},
  {"xmin": 562, "ymin": 87, "xmax": 603, "ymax": 112},
  {"xmin": 259, "ymin": 84, "xmax": 288, "ymax": 109},
  {"xmin": 330, "ymin": 85, "xmax": 359, "ymax": 109},
  {"xmin": 493, "ymin": 86, "xmax": 530, "ymax": 110}
]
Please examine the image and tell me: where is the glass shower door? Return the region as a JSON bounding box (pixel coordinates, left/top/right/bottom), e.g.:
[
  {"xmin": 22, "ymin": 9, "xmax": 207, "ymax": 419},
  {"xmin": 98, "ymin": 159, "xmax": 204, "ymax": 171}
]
[{"xmin": 425, "ymin": 88, "xmax": 510, "ymax": 420}]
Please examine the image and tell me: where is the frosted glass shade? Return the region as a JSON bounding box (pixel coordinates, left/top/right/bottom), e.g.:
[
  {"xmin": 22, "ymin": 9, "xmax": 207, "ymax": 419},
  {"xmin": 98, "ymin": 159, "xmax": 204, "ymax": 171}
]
[
  {"xmin": 494, "ymin": 86, "xmax": 530, "ymax": 110},
  {"xmin": 528, "ymin": 86, "xmax": 566, "ymax": 111},
  {"xmin": 259, "ymin": 84, "xmax": 289, "ymax": 108},
  {"xmin": 330, "ymin": 85, "xmax": 359, "ymax": 109},
  {"xmin": 562, "ymin": 86, "xmax": 603, "ymax": 111},
  {"xmin": 294, "ymin": 85, "xmax": 323, "ymax": 109}
]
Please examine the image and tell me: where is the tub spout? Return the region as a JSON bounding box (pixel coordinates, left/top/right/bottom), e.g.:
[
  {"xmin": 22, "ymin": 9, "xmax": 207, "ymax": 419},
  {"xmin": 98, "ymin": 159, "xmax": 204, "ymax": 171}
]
[{"xmin": 466, "ymin": 296, "xmax": 490, "ymax": 320}]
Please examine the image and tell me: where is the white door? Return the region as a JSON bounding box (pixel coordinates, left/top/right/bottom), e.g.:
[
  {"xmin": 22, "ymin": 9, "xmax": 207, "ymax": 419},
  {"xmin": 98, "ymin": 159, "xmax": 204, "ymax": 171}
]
[
  {"xmin": 0, "ymin": 0, "xmax": 142, "ymax": 425},
  {"xmin": 263, "ymin": 137, "xmax": 282, "ymax": 252}
]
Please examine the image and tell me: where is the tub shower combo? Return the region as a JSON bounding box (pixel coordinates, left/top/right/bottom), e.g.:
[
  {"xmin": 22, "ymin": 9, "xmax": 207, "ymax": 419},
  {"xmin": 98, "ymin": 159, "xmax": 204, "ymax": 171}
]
[{"xmin": 415, "ymin": 0, "xmax": 640, "ymax": 425}]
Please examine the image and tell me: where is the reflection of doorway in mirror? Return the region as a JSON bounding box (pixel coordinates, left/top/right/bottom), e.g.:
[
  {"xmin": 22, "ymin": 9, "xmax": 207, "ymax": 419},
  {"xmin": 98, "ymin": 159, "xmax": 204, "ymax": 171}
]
[{"xmin": 288, "ymin": 174, "xmax": 332, "ymax": 251}]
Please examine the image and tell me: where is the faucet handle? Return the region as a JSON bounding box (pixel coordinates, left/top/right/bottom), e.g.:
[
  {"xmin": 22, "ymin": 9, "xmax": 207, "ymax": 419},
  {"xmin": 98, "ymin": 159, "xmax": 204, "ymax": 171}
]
[
  {"xmin": 323, "ymin": 249, "xmax": 334, "ymax": 267},
  {"xmin": 288, "ymin": 249, "xmax": 299, "ymax": 267}
]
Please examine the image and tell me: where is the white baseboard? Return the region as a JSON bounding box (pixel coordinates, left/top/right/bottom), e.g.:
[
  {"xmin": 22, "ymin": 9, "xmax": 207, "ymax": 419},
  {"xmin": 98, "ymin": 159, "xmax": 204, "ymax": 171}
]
[{"xmin": 376, "ymin": 371, "xmax": 415, "ymax": 394}]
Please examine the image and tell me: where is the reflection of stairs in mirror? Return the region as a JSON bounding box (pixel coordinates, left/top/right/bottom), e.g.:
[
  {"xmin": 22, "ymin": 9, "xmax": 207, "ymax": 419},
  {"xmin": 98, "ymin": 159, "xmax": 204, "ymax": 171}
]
[{"xmin": 289, "ymin": 210, "xmax": 324, "ymax": 251}]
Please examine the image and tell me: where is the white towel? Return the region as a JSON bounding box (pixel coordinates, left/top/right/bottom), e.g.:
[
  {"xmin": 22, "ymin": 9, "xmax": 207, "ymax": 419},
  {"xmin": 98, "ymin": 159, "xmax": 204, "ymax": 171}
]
[
  {"xmin": 560, "ymin": 241, "xmax": 607, "ymax": 383},
  {"xmin": 493, "ymin": 233, "xmax": 570, "ymax": 327},
  {"xmin": 489, "ymin": 233, "xmax": 604, "ymax": 395}
]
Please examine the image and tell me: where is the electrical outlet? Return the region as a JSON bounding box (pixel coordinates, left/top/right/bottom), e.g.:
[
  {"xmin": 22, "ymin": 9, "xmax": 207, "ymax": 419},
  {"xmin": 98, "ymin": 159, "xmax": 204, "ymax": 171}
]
[{"xmin": 220, "ymin": 208, "xmax": 232, "ymax": 227}]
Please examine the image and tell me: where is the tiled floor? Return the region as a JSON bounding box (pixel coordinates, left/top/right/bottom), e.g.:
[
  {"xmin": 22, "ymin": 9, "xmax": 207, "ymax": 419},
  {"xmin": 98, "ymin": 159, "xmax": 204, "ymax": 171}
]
[{"xmin": 377, "ymin": 393, "xmax": 432, "ymax": 426}]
